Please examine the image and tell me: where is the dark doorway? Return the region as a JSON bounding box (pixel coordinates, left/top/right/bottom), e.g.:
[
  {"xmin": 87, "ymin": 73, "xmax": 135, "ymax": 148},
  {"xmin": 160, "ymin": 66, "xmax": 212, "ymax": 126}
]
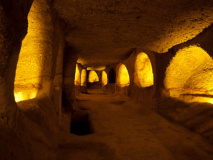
[{"xmin": 108, "ymin": 68, "xmax": 116, "ymax": 83}]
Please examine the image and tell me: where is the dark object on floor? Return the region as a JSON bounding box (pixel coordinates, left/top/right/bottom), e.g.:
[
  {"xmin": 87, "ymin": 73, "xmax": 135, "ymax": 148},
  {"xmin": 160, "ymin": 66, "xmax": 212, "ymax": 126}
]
[{"xmin": 70, "ymin": 110, "xmax": 94, "ymax": 135}]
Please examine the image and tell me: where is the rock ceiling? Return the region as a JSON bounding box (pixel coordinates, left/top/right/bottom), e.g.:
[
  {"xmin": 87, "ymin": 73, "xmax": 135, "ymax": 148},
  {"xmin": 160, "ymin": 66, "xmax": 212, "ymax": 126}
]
[{"xmin": 53, "ymin": 0, "xmax": 213, "ymax": 67}]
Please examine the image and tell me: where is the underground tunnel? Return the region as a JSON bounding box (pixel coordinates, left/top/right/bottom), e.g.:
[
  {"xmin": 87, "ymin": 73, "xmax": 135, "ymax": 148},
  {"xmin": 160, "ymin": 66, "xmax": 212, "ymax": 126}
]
[{"xmin": 1, "ymin": 0, "xmax": 213, "ymax": 160}]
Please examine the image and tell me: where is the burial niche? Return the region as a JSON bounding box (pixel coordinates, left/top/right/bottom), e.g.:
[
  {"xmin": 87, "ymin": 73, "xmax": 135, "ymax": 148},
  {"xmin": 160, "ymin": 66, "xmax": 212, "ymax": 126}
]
[
  {"xmin": 88, "ymin": 70, "xmax": 99, "ymax": 83},
  {"xmin": 117, "ymin": 64, "xmax": 130, "ymax": 87},
  {"xmin": 134, "ymin": 52, "xmax": 154, "ymax": 88},
  {"xmin": 164, "ymin": 45, "xmax": 213, "ymax": 104}
]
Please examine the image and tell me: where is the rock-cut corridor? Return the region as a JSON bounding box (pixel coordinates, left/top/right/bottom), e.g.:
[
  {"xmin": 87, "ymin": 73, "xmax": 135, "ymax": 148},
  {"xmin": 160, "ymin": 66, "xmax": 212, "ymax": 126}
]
[
  {"xmin": 57, "ymin": 89, "xmax": 213, "ymax": 160},
  {"xmin": 0, "ymin": 0, "xmax": 213, "ymax": 159}
]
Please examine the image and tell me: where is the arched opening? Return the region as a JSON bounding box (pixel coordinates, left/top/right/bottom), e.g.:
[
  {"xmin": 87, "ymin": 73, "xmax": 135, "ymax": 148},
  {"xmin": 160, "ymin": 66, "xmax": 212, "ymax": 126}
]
[
  {"xmin": 134, "ymin": 52, "xmax": 154, "ymax": 87},
  {"xmin": 102, "ymin": 71, "xmax": 108, "ymax": 86},
  {"xmin": 81, "ymin": 69, "xmax": 87, "ymax": 86},
  {"xmin": 117, "ymin": 64, "xmax": 130, "ymax": 87},
  {"xmin": 14, "ymin": 0, "xmax": 55, "ymax": 102},
  {"xmin": 87, "ymin": 70, "xmax": 100, "ymax": 90},
  {"xmin": 74, "ymin": 64, "xmax": 81, "ymax": 85},
  {"xmin": 164, "ymin": 45, "xmax": 213, "ymax": 104},
  {"xmin": 108, "ymin": 68, "xmax": 116, "ymax": 83},
  {"xmin": 88, "ymin": 70, "xmax": 99, "ymax": 83}
]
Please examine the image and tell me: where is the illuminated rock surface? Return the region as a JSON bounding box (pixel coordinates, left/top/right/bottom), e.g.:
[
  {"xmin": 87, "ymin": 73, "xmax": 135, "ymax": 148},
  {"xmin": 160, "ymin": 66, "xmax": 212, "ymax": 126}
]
[
  {"xmin": 117, "ymin": 64, "xmax": 130, "ymax": 87},
  {"xmin": 74, "ymin": 64, "xmax": 81, "ymax": 85},
  {"xmin": 165, "ymin": 46, "xmax": 213, "ymax": 104},
  {"xmin": 102, "ymin": 71, "xmax": 108, "ymax": 86},
  {"xmin": 0, "ymin": 0, "xmax": 213, "ymax": 159},
  {"xmin": 81, "ymin": 69, "xmax": 87, "ymax": 86},
  {"xmin": 88, "ymin": 70, "xmax": 99, "ymax": 83},
  {"xmin": 134, "ymin": 52, "xmax": 154, "ymax": 87}
]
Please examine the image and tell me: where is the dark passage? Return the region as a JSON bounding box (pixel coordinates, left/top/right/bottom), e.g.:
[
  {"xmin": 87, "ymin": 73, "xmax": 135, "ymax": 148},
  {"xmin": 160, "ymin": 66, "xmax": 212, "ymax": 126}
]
[{"xmin": 108, "ymin": 68, "xmax": 116, "ymax": 83}]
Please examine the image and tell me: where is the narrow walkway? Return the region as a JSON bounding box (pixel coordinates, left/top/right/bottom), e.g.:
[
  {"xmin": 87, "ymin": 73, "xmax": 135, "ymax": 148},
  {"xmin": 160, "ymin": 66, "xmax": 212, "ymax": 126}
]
[{"xmin": 58, "ymin": 89, "xmax": 213, "ymax": 160}]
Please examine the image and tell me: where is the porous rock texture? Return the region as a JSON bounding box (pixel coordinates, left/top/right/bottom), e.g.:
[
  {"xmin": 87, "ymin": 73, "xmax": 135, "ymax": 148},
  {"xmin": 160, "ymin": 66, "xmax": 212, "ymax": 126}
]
[
  {"xmin": 0, "ymin": 0, "xmax": 66, "ymax": 159},
  {"xmin": 0, "ymin": 0, "xmax": 33, "ymax": 112},
  {"xmin": 0, "ymin": 0, "xmax": 213, "ymax": 159},
  {"xmin": 53, "ymin": 0, "xmax": 213, "ymax": 66}
]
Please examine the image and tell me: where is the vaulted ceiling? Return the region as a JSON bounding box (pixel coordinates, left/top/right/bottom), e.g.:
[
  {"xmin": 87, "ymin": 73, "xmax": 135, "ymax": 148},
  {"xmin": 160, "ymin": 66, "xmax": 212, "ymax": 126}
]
[{"xmin": 53, "ymin": 0, "xmax": 213, "ymax": 67}]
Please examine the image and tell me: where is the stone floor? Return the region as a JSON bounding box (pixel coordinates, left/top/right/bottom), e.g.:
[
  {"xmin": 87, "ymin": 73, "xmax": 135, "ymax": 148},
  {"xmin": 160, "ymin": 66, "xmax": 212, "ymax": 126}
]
[{"xmin": 57, "ymin": 89, "xmax": 213, "ymax": 160}]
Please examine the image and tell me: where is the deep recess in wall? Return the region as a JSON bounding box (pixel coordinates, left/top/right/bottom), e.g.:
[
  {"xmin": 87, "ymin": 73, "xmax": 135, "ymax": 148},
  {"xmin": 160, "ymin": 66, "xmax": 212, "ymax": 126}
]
[
  {"xmin": 108, "ymin": 68, "xmax": 116, "ymax": 83},
  {"xmin": 117, "ymin": 64, "xmax": 130, "ymax": 87},
  {"xmin": 164, "ymin": 45, "xmax": 213, "ymax": 104},
  {"xmin": 134, "ymin": 52, "xmax": 154, "ymax": 88}
]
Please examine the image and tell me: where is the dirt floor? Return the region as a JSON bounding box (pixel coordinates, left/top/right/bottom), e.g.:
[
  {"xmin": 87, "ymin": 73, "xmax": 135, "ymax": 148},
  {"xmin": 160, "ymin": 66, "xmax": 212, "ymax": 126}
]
[{"xmin": 57, "ymin": 89, "xmax": 213, "ymax": 160}]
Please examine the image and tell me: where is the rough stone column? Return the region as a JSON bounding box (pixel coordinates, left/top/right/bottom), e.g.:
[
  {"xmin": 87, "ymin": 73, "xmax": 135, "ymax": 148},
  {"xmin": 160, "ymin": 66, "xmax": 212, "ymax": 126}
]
[
  {"xmin": 62, "ymin": 45, "xmax": 78, "ymax": 131},
  {"xmin": 52, "ymin": 21, "xmax": 64, "ymax": 124},
  {"xmin": 74, "ymin": 63, "xmax": 82, "ymax": 94},
  {"xmin": 0, "ymin": 0, "xmax": 33, "ymax": 113},
  {"xmin": 63, "ymin": 46, "xmax": 78, "ymax": 107},
  {"xmin": 96, "ymin": 70, "xmax": 102, "ymax": 88},
  {"xmin": 80, "ymin": 68, "xmax": 87, "ymax": 93}
]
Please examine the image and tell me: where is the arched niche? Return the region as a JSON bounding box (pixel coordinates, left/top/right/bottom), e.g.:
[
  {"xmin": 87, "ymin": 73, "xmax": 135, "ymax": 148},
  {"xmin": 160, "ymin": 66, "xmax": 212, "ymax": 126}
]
[
  {"xmin": 164, "ymin": 45, "xmax": 213, "ymax": 104},
  {"xmin": 14, "ymin": 0, "xmax": 55, "ymax": 102},
  {"xmin": 102, "ymin": 71, "xmax": 108, "ymax": 86},
  {"xmin": 81, "ymin": 69, "xmax": 87, "ymax": 86},
  {"xmin": 134, "ymin": 52, "xmax": 154, "ymax": 87},
  {"xmin": 108, "ymin": 68, "xmax": 116, "ymax": 83},
  {"xmin": 88, "ymin": 70, "xmax": 99, "ymax": 83},
  {"xmin": 117, "ymin": 64, "xmax": 130, "ymax": 87},
  {"xmin": 74, "ymin": 64, "xmax": 81, "ymax": 85}
]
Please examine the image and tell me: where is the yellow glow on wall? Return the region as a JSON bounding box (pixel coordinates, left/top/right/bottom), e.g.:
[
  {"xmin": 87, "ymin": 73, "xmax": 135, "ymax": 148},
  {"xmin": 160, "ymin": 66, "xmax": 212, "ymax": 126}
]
[
  {"xmin": 88, "ymin": 70, "xmax": 99, "ymax": 83},
  {"xmin": 14, "ymin": 0, "xmax": 49, "ymax": 102},
  {"xmin": 74, "ymin": 64, "xmax": 81, "ymax": 85},
  {"xmin": 14, "ymin": 92, "xmax": 24, "ymax": 102},
  {"xmin": 164, "ymin": 45, "xmax": 213, "ymax": 104},
  {"xmin": 208, "ymin": 98, "xmax": 213, "ymax": 104},
  {"xmin": 14, "ymin": 89, "xmax": 37, "ymax": 102},
  {"xmin": 81, "ymin": 69, "xmax": 87, "ymax": 86},
  {"xmin": 102, "ymin": 71, "xmax": 108, "ymax": 86},
  {"xmin": 134, "ymin": 52, "xmax": 154, "ymax": 87},
  {"xmin": 117, "ymin": 64, "xmax": 130, "ymax": 87}
]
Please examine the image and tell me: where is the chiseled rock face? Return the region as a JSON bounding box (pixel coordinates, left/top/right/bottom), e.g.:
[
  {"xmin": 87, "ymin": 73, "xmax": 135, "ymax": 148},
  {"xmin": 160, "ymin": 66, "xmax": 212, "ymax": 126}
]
[
  {"xmin": 14, "ymin": 0, "xmax": 65, "ymax": 102},
  {"xmin": 0, "ymin": 0, "xmax": 33, "ymax": 112},
  {"xmin": 53, "ymin": 0, "xmax": 213, "ymax": 67},
  {"xmin": 14, "ymin": 0, "xmax": 54, "ymax": 99}
]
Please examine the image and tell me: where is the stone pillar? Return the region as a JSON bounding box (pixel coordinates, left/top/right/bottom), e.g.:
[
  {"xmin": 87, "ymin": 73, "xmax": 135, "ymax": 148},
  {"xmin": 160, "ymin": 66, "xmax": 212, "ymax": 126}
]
[{"xmin": 0, "ymin": 0, "xmax": 33, "ymax": 113}]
